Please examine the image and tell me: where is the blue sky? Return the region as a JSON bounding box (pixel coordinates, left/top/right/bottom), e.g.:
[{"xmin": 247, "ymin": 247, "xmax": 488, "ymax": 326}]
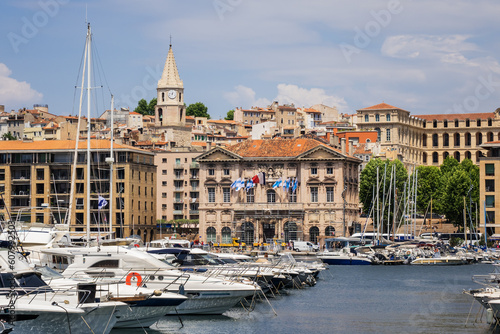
[{"xmin": 1, "ymin": 0, "xmax": 500, "ymax": 120}]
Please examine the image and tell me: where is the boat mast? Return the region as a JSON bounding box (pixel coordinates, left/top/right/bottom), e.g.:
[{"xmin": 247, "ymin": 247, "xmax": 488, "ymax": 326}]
[
  {"xmin": 86, "ymin": 23, "xmax": 92, "ymax": 247},
  {"xmin": 107, "ymin": 95, "xmax": 115, "ymax": 235}
]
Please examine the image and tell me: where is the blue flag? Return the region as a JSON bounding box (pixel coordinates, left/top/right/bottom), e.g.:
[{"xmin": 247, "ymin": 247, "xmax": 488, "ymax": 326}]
[
  {"xmin": 246, "ymin": 179, "xmax": 254, "ymax": 192},
  {"xmin": 231, "ymin": 178, "xmax": 240, "ymax": 189},
  {"xmin": 292, "ymin": 178, "xmax": 298, "ymax": 193},
  {"xmin": 272, "ymin": 178, "xmax": 282, "ymax": 189},
  {"xmin": 98, "ymin": 195, "xmax": 108, "ymax": 209}
]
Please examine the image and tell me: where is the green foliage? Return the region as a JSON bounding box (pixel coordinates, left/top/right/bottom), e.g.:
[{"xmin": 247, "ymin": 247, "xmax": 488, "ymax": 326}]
[
  {"xmin": 186, "ymin": 102, "xmax": 210, "ymax": 119},
  {"xmin": 359, "ymin": 158, "xmax": 408, "ymax": 214},
  {"xmin": 225, "ymin": 109, "xmax": 234, "ymax": 120},
  {"xmin": 134, "ymin": 98, "xmax": 156, "ymax": 115},
  {"xmin": 415, "ymin": 166, "xmax": 445, "ymax": 214},
  {"xmin": 2, "ymin": 132, "xmax": 16, "ymax": 140},
  {"xmin": 450, "ymin": 237, "xmax": 463, "ymax": 248},
  {"xmin": 441, "ymin": 159, "xmax": 479, "ymax": 227}
]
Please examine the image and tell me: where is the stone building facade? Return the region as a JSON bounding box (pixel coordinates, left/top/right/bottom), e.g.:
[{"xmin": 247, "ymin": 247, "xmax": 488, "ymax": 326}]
[{"xmin": 196, "ymin": 137, "xmax": 361, "ymax": 246}]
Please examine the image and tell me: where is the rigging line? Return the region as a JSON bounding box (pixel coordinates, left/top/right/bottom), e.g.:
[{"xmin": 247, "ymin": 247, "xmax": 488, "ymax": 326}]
[{"xmin": 92, "ymin": 37, "xmax": 113, "ymax": 96}]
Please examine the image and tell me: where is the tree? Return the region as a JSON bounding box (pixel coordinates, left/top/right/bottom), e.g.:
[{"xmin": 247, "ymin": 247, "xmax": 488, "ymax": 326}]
[
  {"xmin": 441, "ymin": 158, "xmax": 479, "ymax": 227},
  {"xmin": 414, "ymin": 165, "xmax": 445, "ymax": 214},
  {"xmin": 134, "ymin": 98, "xmax": 156, "ymax": 116},
  {"xmin": 186, "ymin": 102, "xmax": 210, "ymax": 119},
  {"xmin": 359, "ymin": 158, "xmax": 408, "ymax": 214},
  {"xmin": 225, "ymin": 109, "xmax": 234, "ymax": 120},
  {"xmin": 2, "ymin": 132, "xmax": 16, "ymax": 140}
]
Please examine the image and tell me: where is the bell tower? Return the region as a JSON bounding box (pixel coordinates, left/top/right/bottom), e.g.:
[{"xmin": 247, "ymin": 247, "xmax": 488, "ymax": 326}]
[{"xmin": 155, "ymin": 43, "xmax": 185, "ymax": 127}]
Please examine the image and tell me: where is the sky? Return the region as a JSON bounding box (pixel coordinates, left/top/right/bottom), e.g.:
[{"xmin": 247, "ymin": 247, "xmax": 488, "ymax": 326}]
[{"xmin": 1, "ymin": 0, "xmax": 500, "ymax": 120}]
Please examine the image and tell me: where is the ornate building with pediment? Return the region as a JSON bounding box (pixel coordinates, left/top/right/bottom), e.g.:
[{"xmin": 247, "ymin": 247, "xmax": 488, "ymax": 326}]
[{"xmin": 196, "ymin": 137, "xmax": 361, "ymax": 246}]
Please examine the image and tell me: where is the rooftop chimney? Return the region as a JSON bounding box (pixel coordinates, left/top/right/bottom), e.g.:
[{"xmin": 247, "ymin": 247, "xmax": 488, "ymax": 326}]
[
  {"xmin": 341, "ymin": 138, "xmax": 346, "ymax": 155},
  {"xmin": 348, "ymin": 140, "xmax": 354, "ymax": 156}
]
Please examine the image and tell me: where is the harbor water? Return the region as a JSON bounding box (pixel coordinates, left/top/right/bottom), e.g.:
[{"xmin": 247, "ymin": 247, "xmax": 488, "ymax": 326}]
[{"xmin": 113, "ymin": 264, "xmax": 499, "ymax": 334}]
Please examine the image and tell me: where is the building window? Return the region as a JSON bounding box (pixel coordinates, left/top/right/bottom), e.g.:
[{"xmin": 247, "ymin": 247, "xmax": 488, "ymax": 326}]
[
  {"xmin": 267, "ymin": 189, "xmax": 276, "ymax": 203},
  {"xmin": 208, "ymin": 169, "xmax": 215, "ymax": 176},
  {"xmin": 223, "ymin": 169, "xmax": 230, "ymax": 176},
  {"xmin": 488, "ymin": 118, "xmax": 493, "ymax": 126},
  {"xmin": 386, "ymin": 129, "xmax": 391, "ymax": 141},
  {"xmin": 326, "ymin": 187, "xmax": 334, "ymax": 202},
  {"xmin": 326, "ymin": 167, "xmax": 333, "ymax": 174},
  {"xmin": 206, "ymin": 227, "xmax": 217, "ymax": 243},
  {"xmin": 422, "ymin": 134, "xmax": 427, "ymax": 147},
  {"xmin": 375, "ymin": 114, "xmax": 380, "ymax": 122},
  {"xmin": 364, "ymin": 115, "xmax": 369, "ymax": 122},
  {"xmin": 223, "ymin": 187, "xmax": 230, "ymax": 203},
  {"xmin": 310, "ymin": 187, "xmax": 318, "ymax": 202},
  {"xmin": 432, "ymin": 134, "xmax": 438, "ymax": 147},
  {"xmin": 444, "ymin": 120, "xmax": 448, "ymax": 128},
  {"xmin": 485, "ymin": 164, "xmax": 495, "ymax": 176},
  {"xmin": 443, "ymin": 133, "xmax": 449, "ymax": 147},
  {"xmin": 486, "ymin": 179, "xmax": 495, "ymax": 192},
  {"xmin": 246, "ymin": 188, "xmax": 254, "ymax": 203},
  {"xmin": 162, "ymin": 192, "xmax": 166, "ymax": 198},
  {"xmin": 288, "ymin": 189, "xmax": 297, "ymax": 202},
  {"xmin": 466, "ymin": 119, "xmax": 470, "ymax": 127},
  {"xmin": 311, "ymin": 167, "xmax": 318, "ymax": 175},
  {"xmin": 162, "ymin": 181, "xmax": 167, "ymax": 186},
  {"xmin": 208, "ymin": 187, "xmax": 215, "ymax": 202},
  {"xmin": 386, "ymin": 114, "xmax": 391, "ymax": 122},
  {"xmin": 485, "ymin": 195, "xmax": 495, "ymax": 208},
  {"xmin": 454, "ymin": 133, "xmax": 460, "ymax": 147},
  {"xmin": 375, "ymin": 128, "xmax": 381, "ymax": 142},
  {"xmin": 162, "ymin": 158, "xmax": 167, "ymax": 163},
  {"xmin": 455, "ymin": 119, "xmax": 459, "ymax": 127},
  {"xmin": 221, "ymin": 227, "xmax": 232, "ymax": 244},
  {"xmin": 477, "ymin": 119, "xmax": 481, "ymax": 127},
  {"xmin": 433, "ymin": 120, "xmax": 437, "ymax": 128},
  {"xmin": 432, "ymin": 152, "xmax": 438, "ymax": 163},
  {"xmin": 487, "ymin": 211, "xmax": 496, "ymax": 223},
  {"xmin": 423, "ymin": 153, "xmax": 427, "ymax": 164}
]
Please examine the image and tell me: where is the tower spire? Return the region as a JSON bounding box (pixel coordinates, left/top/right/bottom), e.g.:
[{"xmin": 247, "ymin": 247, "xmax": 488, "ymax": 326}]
[{"xmin": 158, "ymin": 43, "xmax": 182, "ymax": 88}]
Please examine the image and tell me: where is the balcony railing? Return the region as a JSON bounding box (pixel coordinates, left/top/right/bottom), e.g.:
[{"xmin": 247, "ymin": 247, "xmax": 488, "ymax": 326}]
[
  {"xmin": 173, "ymin": 210, "xmax": 183, "ymax": 215},
  {"xmin": 189, "ymin": 210, "xmax": 199, "ymax": 214},
  {"xmin": 173, "ymin": 198, "xmax": 183, "ymax": 203},
  {"xmin": 233, "ymin": 202, "xmax": 304, "ymax": 211},
  {"xmin": 174, "ymin": 187, "xmax": 184, "ymax": 192}
]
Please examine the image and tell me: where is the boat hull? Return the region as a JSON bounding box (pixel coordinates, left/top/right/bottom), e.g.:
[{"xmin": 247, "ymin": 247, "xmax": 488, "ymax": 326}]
[{"xmin": 318, "ymin": 256, "xmax": 372, "ymax": 265}]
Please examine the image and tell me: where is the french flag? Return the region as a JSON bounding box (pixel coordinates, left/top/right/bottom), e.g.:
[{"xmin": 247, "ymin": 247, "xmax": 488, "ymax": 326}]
[{"xmin": 252, "ymin": 172, "xmax": 266, "ymax": 185}]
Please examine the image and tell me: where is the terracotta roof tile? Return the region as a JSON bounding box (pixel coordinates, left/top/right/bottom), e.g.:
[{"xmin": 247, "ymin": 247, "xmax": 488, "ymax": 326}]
[
  {"xmin": 418, "ymin": 112, "xmax": 494, "ymax": 121},
  {"xmin": 225, "ymin": 137, "xmax": 346, "ymax": 158},
  {"xmin": 359, "ymin": 103, "xmax": 404, "ymax": 111}
]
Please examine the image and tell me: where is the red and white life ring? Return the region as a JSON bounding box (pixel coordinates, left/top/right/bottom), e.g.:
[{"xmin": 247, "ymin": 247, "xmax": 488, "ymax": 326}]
[{"xmin": 125, "ymin": 272, "xmax": 142, "ymax": 286}]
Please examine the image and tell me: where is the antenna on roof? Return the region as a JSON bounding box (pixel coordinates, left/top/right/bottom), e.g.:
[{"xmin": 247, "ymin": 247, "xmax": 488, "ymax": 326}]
[{"xmin": 170, "ymin": 35, "xmax": 172, "ymax": 48}]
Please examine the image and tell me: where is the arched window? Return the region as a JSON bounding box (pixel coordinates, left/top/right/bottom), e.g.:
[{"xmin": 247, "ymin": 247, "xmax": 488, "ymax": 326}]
[
  {"xmin": 364, "ymin": 114, "xmax": 369, "ymax": 122},
  {"xmin": 309, "ymin": 226, "xmax": 320, "ymax": 244},
  {"xmin": 433, "ymin": 120, "xmax": 437, "ymax": 128},
  {"xmin": 325, "ymin": 226, "xmax": 335, "ymax": 237},
  {"xmin": 465, "ymin": 151, "xmax": 471, "ymax": 160},
  {"xmin": 465, "ymin": 132, "xmax": 471, "ymax": 146},
  {"xmin": 487, "ymin": 132, "xmax": 494, "ymax": 142},
  {"xmin": 422, "ymin": 134, "xmax": 427, "ymax": 147},
  {"xmin": 443, "ymin": 133, "xmax": 449, "ymax": 147},
  {"xmin": 476, "ymin": 151, "xmax": 484, "ymax": 163},
  {"xmin": 241, "ymin": 222, "xmax": 254, "ymax": 245},
  {"xmin": 158, "ymin": 108, "xmax": 163, "ymax": 123},
  {"xmin": 267, "ymin": 189, "xmax": 276, "ymax": 203},
  {"xmin": 221, "ymin": 227, "xmax": 232, "ymax": 244},
  {"xmin": 161, "ymin": 92, "xmax": 165, "ymax": 102},
  {"xmin": 375, "ymin": 114, "xmax": 380, "ymax": 122},
  {"xmin": 422, "ymin": 152, "xmax": 427, "ymax": 164},
  {"xmin": 206, "ymin": 227, "xmax": 217, "ymax": 243},
  {"xmin": 386, "ymin": 114, "xmax": 391, "ymax": 122},
  {"xmin": 454, "ymin": 133, "xmax": 460, "ymax": 147},
  {"xmin": 476, "ymin": 132, "xmax": 483, "ymax": 145},
  {"xmin": 432, "ymin": 134, "xmax": 438, "ymax": 147},
  {"xmin": 432, "ymin": 152, "xmax": 438, "ymax": 163},
  {"xmin": 443, "ymin": 151, "xmax": 449, "ymax": 160},
  {"xmin": 284, "ymin": 221, "xmax": 298, "ymax": 242},
  {"xmin": 454, "ymin": 151, "xmax": 460, "ymax": 162}
]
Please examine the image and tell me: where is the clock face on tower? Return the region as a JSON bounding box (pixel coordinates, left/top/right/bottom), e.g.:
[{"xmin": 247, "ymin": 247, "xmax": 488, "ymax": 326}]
[{"xmin": 168, "ymin": 90, "xmax": 177, "ymax": 99}]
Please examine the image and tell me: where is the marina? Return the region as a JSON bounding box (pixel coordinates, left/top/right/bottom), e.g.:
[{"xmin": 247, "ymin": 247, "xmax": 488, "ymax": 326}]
[{"xmin": 108, "ymin": 263, "xmax": 496, "ymax": 334}]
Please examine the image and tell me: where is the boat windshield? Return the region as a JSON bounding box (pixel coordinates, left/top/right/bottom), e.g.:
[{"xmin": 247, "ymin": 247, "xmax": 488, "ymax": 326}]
[{"xmin": 16, "ymin": 272, "xmax": 53, "ymax": 292}]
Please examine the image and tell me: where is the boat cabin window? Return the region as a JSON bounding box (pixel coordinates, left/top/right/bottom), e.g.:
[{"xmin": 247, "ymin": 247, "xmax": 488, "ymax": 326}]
[
  {"xmin": 89, "ymin": 259, "xmax": 120, "ymax": 268},
  {"xmin": 16, "ymin": 273, "xmax": 52, "ymax": 291}
]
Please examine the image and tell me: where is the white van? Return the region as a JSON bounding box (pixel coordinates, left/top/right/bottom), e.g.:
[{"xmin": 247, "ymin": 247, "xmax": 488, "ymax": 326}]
[{"xmin": 292, "ymin": 241, "xmax": 320, "ymax": 252}]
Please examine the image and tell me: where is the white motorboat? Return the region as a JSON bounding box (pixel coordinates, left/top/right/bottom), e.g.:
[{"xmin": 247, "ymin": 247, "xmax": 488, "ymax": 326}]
[{"xmin": 36, "ymin": 246, "xmax": 261, "ymax": 315}]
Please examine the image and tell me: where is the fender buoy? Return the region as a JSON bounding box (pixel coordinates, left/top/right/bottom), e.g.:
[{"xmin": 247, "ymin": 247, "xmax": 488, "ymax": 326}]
[
  {"xmin": 134, "ymin": 244, "xmax": 140, "ymax": 248},
  {"xmin": 125, "ymin": 272, "xmax": 142, "ymax": 286},
  {"xmin": 406, "ymin": 251, "xmax": 411, "ymax": 255}
]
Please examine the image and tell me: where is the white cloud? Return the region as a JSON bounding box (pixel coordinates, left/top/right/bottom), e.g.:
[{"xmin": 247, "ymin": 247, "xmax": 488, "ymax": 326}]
[
  {"xmin": 381, "ymin": 35, "xmax": 477, "ymax": 64},
  {"xmin": 0, "ymin": 63, "xmax": 43, "ymax": 107},
  {"xmin": 223, "ymin": 85, "xmax": 271, "ymax": 109},
  {"xmin": 223, "ymin": 83, "xmax": 348, "ymax": 113},
  {"xmin": 275, "ymin": 84, "xmax": 348, "ymax": 112}
]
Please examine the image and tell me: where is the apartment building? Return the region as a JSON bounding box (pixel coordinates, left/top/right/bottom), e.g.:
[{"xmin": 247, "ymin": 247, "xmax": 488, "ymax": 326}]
[
  {"xmin": 479, "ymin": 141, "xmax": 500, "ymax": 236},
  {"xmin": 356, "ymin": 103, "xmax": 500, "ymax": 166},
  {"xmin": 0, "ymin": 139, "xmax": 157, "ymax": 242}
]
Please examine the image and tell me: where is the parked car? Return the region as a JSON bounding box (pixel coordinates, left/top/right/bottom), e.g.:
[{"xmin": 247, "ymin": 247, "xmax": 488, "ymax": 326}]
[
  {"xmin": 292, "ymin": 241, "xmax": 320, "ymax": 252},
  {"xmin": 424, "ymin": 213, "xmax": 443, "ymax": 219}
]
